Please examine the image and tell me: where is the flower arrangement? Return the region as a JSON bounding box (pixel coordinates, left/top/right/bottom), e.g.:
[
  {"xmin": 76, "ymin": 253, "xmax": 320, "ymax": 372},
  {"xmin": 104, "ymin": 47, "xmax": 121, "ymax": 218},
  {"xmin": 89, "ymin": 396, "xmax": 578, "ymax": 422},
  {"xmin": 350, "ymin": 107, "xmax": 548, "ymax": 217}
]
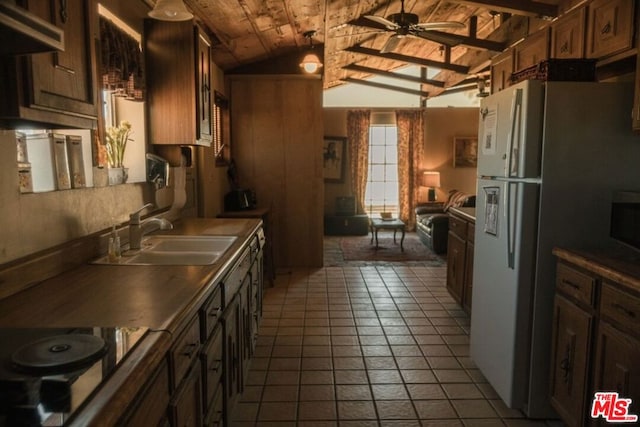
[{"xmin": 105, "ymin": 120, "xmax": 132, "ymax": 168}]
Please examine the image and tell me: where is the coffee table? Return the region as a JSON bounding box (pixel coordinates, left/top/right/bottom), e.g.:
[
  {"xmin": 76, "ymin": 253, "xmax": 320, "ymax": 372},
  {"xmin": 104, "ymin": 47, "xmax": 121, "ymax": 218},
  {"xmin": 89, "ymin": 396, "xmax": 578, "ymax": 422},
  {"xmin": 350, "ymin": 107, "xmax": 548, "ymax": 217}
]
[{"xmin": 370, "ymin": 218, "xmax": 406, "ymax": 251}]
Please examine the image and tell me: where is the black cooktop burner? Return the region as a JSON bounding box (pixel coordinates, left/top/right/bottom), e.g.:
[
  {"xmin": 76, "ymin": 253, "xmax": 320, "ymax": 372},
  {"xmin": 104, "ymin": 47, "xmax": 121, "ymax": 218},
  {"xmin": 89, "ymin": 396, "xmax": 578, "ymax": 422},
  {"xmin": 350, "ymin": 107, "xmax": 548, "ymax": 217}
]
[
  {"xmin": 0, "ymin": 327, "xmax": 148, "ymax": 427},
  {"xmin": 12, "ymin": 334, "xmax": 108, "ymax": 375}
]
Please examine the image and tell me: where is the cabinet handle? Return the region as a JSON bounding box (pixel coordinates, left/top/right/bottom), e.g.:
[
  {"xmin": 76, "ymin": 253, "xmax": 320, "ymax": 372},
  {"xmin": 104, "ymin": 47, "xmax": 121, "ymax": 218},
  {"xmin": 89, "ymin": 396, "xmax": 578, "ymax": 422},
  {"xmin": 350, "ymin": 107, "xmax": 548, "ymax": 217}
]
[
  {"xmin": 560, "ymin": 41, "xmax": 569, "ymax": 53},
  {"xmin": 209, "ymin": 307, "xmax": 222, "ymax": 320},
  {"xmin": 182, "ymin": 342, "xmax": 198, "ymax": 358},
  {"xmin": 59, "ymin": 0, "xmax": 68, "ymax": 23},
  {"xmin": 561, "ymin": 278, "xmax": 581, "ymax": 291},
  {"xmin": 612, "ymin": 303, "xmax": 636, "ymax": 319},
  {"xmin": 560, "ymin": 344, "xmax": 572, "ymax": 384},
  {"xmin": 601, "ymin": 22, "xmax": 611, "ymax": 34},
  {"xmin": 210, "ymin": 360, "xmax": 222, "ymax": 372}
]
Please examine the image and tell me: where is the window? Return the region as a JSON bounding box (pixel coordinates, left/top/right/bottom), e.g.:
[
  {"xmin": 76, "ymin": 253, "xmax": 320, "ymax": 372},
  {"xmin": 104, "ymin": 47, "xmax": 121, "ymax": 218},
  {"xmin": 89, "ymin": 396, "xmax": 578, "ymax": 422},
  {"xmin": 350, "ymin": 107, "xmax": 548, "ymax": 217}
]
[
  {"xmin": 213, "ymin": 91, "xmax": 230, "ymax": 166},
  {"xmin": 364, "ymin": 125, "xmax": 399, "ymax": 216}
]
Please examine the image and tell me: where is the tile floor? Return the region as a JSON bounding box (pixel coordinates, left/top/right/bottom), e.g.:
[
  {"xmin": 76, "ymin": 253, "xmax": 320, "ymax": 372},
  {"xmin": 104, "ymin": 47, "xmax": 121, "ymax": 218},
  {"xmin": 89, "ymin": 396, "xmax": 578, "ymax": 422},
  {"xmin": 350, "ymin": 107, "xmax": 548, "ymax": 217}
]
[{"xmin": 230, "ymin": 236, "xmax": 564, "ymax": 426}]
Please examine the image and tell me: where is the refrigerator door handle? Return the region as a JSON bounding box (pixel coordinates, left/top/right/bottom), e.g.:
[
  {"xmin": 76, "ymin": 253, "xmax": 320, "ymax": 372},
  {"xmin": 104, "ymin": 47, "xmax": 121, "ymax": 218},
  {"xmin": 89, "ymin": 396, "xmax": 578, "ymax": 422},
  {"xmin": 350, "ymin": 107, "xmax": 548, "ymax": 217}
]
[
  {"xmin": 506, "ymin": 182, "xmax": 517, "ymax": 269},
  {"xmin": 506, "ymin": 89, "xmax": 523, "ymax": 178}
]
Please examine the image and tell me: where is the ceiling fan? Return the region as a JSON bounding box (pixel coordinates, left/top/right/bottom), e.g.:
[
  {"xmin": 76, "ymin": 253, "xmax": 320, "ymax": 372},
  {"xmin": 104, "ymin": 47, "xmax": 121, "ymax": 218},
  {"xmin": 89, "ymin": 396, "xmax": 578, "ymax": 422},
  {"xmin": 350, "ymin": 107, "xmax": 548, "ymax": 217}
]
[{"xmin": 355, "ymin": 0, "xmax": 465, "ymax": 53}]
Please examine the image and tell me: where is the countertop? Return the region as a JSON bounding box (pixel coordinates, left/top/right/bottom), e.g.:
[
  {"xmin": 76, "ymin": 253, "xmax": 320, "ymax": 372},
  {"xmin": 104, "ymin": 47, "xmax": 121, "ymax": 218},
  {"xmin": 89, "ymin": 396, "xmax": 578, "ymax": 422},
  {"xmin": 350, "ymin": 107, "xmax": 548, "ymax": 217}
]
[
  {"xmin": 0, "ymin": 217, "xmax": 262, "ymax": 426},
  {"xmin": 553, "ymin": 247, "xmax": 640, "ymax": 294},
  {"xmin": 449, "ymin": 206, "xmax": 476, "ymax": 222}
]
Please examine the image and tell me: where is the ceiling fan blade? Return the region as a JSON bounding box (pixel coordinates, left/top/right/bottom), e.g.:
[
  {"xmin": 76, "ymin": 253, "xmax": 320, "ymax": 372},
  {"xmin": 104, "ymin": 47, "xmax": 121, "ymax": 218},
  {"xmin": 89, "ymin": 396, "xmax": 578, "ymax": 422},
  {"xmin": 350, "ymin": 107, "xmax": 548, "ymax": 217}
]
[
  {"xmin": 414, "ymin": 21, "xmax": 465, "ymax": 30},
  {"xmin": 364, "ymin": 15, "xmax": 399, "ymax": 30},
  {"xmin": 413, "ymin": 29, "xmax": 461, "ymax": 47},
  {"xmin": 380, "ymin": 34, "xmax": 403, "ymax": 53}
]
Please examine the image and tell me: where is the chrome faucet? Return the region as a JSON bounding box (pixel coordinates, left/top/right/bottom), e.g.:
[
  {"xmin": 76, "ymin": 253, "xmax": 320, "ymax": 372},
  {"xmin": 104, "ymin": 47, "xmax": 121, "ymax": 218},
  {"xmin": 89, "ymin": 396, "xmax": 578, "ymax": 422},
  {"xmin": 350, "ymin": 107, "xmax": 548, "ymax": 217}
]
[{"xmin": 129, "ymin": 203, "xmax": 173, "ymax": 250}]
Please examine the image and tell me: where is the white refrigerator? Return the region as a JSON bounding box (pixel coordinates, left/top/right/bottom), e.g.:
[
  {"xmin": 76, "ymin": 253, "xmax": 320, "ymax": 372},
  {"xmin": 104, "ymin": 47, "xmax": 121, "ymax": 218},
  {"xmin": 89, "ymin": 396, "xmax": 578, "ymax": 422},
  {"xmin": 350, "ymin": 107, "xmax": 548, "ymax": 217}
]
[{"xmin": 470, "ymin": 79, "xmax": 640, "ymax": 417}]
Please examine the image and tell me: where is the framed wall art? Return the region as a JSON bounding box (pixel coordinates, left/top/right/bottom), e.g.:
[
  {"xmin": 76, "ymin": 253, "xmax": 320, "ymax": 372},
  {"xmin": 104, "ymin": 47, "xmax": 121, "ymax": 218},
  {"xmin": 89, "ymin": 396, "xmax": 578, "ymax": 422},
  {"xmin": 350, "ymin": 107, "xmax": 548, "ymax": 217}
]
[
  {"xmin": 323, "ymin": 136, "xmax": 346, "ymax": 182},
  {"xmin": 453, "ymin": 136, "xmax": 478, "ymax": 168}
]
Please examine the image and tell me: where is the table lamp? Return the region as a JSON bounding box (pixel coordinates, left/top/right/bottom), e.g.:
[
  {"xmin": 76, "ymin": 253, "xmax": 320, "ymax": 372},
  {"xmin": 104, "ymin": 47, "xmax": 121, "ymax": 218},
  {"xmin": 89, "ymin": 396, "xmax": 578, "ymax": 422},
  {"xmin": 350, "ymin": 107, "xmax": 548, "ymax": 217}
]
[{"xmin": 422, "ymin": 171, "xmax": 440, "ymax": 202}]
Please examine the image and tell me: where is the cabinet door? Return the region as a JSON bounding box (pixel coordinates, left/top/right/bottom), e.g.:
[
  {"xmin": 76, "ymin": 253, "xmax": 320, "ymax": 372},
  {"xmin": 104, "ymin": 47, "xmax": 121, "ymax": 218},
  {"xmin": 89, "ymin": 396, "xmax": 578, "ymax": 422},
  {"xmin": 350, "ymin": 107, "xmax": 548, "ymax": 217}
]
[
  {"xmin": 463, "ymin": 241, "xmax": 474, "ymax": 313},
  {"xmin": 551, "ymin": 6, "xmax": 586, "ymax": 58},
  {"xmin": 549, "ymin": 295, "xmax": 593, "ymax": 427},
  {"xmin": 446, "ymin": 231, "xmax": 466, "ymax": 305},
  {"xmin": 586, "ymin": 0, "xmax": 634, "ymax": 59},
  {"xmin": 490, "ymin": 49, "xmax": 513, "ymax": 94},
  {"xmin": 591, "ymin": 321, "xmax": 640, "ymax": 426},
  {"xmin": 196, "ymin": 30, "xmax": 212, "ymax": 144},
  {"xmin": 239, "ymin": 276, "xmax": 252, "ymax": 382},
  {"xmin": 169, "ymin": 361, "xmax": 203, "ymax": 427},
  {"xmin": 221, "ymin": 296, "xmax": 240, "ymax": 420},
  {"xmin": 1, "ymin": 0, "xmax": 98, "ymax": 127},
  {"xmin": 514, "ymin": 28, "xmax": 550, "ymax": 72},
  {"xmin": 125, "ymin": 360, "xmax": 171, "ymax": 426}
]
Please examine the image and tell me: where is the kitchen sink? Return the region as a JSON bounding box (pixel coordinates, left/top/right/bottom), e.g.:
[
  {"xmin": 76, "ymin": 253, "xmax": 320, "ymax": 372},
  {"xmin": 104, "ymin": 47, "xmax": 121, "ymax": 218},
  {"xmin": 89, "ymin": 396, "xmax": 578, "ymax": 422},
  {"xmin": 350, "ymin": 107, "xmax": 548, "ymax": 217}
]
[
  {"xmin": 144, "ymin": 235, "xmax": 237, "ymax": 253},
  {"xmin": 93, "ymin": 235, "xmax": 237, "ymax": 266}
]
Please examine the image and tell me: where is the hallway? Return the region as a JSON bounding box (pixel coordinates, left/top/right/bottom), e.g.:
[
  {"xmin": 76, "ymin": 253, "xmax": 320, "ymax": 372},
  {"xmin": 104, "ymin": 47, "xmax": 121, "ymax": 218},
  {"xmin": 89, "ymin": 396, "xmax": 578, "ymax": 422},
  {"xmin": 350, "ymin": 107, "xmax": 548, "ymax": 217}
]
[{"xmin": 230, "ymin": 258, "xmax": 561, "ymax": 426}]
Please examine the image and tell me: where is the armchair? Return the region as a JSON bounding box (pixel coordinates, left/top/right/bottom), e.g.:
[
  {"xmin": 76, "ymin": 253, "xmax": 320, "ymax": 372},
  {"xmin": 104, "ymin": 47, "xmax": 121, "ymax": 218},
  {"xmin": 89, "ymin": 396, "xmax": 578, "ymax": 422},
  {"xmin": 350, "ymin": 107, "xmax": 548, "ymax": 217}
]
[{"xmin": 415, "ymin": 190, "xmax": 476, "ymax": 254}]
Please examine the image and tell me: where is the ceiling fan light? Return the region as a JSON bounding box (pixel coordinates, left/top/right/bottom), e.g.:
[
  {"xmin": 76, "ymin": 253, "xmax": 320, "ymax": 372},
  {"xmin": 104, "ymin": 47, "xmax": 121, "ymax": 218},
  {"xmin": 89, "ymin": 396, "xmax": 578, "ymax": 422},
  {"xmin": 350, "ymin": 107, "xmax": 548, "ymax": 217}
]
[
  {"xmin": 300, "ymin": 53, "xmax": 323, "ymax": 74},
  {"xmin": 148, "ymin": 0, "xmax": 193, "ymax": 21}
]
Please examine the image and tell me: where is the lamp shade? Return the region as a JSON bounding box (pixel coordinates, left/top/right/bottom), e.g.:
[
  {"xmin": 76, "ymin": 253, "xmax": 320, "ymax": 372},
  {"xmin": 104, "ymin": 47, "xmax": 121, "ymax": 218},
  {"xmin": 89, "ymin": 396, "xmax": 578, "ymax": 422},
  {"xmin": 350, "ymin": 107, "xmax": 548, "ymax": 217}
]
[
  {"xmin": 421, "ymin": 171, "xmax": 441, "ymax": 188},
  {"xmin": 300, "ymin": 52, "xmax": 322, "ymax": 74},
  {"xmin": 148, "ymin": 0, "xmax": 193, "ymax": 21}
]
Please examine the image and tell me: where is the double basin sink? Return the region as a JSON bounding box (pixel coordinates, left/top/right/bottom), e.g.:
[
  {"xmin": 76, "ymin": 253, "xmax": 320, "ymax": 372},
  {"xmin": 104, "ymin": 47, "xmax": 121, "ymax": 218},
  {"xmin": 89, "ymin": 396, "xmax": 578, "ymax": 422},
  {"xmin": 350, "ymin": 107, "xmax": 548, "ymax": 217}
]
[{"xmin": 94, "ymin": 235, "xmax": 237, "ymax": 266}]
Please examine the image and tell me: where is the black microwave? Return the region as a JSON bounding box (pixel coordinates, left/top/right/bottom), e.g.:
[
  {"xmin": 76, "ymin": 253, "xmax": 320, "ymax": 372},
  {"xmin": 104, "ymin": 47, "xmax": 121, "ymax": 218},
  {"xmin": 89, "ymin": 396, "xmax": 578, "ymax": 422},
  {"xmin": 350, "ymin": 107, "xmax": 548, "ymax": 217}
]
[{"xmin": 610, "ymin": 191, "xmax": 640, "ymax": 252}]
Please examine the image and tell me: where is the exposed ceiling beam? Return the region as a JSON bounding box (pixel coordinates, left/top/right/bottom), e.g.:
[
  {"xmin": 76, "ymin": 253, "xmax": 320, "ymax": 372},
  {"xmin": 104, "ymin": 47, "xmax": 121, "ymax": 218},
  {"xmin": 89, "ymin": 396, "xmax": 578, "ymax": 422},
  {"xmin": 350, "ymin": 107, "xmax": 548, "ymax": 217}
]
[
  {"xmin": 341, "ymin": 77, "xmax": 431, "ymax": 97},
  {"xmin": 447, "ymin": 0, "xmax": 558, "ymax": 18},
  {"xmin": 419, "ymin": 30, "xmax": 506, "ymax": 52},
  {"xmin": 345, "ymin": 45, "xmax": 469, "ymax": 74},
  {"xmin": 343, "ymin": 64, "xmax": 446, "ymax": 88}
]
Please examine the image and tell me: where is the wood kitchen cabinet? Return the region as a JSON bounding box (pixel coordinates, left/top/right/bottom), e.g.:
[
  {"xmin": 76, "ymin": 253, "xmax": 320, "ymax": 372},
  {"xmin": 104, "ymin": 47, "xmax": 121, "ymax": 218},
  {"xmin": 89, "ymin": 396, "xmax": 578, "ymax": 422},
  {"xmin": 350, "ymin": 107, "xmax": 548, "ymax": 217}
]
[
  {"xmin": 550, "ymin": 251, "xmax": 640, "ymax": 427},
  {"xmin": 145, "ymin": 20, "xmax": 212, "ymax": 146},
  {"xmin": 586, "ymin": 0, "xmax": 634, "ymax": 59},
  {"xmin": 0, "ymin": 0, "xmax": 98, "ymax": 128},
  {"xmin": 550, "ymin": 6, "xmax": 586, "ymax": 59},
  {"xmin": 514, "ymin": 28, "xmax": 550, "ymax": 72},
  {"xmin": 490, "ymin": 49, "xmax": 513, "ymax": 94},
  {"xmin": 446, "ymin": 208, "xmax": 475, "ymax": 313}
]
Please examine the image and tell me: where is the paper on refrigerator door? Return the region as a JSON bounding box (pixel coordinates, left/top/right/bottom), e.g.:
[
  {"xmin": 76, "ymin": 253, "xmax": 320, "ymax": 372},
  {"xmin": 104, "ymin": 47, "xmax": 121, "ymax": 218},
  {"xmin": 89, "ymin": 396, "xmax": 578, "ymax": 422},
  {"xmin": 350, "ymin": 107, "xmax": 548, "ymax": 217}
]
[
  {"xmin": 481, "ymin": 106, "xmax": 498, "ymax": 156},
  {"xmin": 484, "ymin": 186, "xmax": 500, "ymax": 236}
]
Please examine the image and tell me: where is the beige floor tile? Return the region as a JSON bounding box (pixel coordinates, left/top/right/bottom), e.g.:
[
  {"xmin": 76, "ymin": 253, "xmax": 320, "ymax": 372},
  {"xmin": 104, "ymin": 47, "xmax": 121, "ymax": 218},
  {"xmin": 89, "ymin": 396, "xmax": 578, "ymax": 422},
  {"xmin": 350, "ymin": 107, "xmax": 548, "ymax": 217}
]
[
  {"xmin": 375, "ymin": 400, "xmax": 417, "ymax": 419},
  {"xmin": 371, "ymin": 384, "xmax": 410, "ymax": 400},
  {"xmin": 232, "ymin": 402, "xmax": 260, "ymax": 421},
  {"xmin": 336, "ymin": 384, "xmax": 373, "ymax": 400},
  {"xmin": 265, "ymin": 370, "xmax": 300, "ymax": 385},
  {"xmin": 433, "ymin": 369, "xmax": 473, "ymax": 383},
  {"xmin": 258, "ymin": 402, "xmax": 298, "ymax": 421},
  {"xmin": 413, "ymin": 400, "xmax": 458, "ymax": 419},
  {"xmin": 451, "ymin": 400, "xmax": 499, "ymax": 419},
  {"xmin": 441, "ymin": 383, "xmax": 484, "ymax": 400},
  {"xmin": 333, "ymin": 357, "xmax": 366, "ymax": 370},
  {"xmin": 300, "ymin": 370, "xmax": 334, "ymax": 385},
  {"xmin": 364, "ymin": 356, "xmax": 397, "ymax": 369},
  {"xmin": 262, "ymin": 385, "xmax": 299, "ymax": 402},
  {"xmin": 405, "ymin": 383, "xmax": 447, "ymax": 400},
  {"xmin": 334, "ymin": 369, "xmax": 368, "ymax": 384},
  {"xmin": 337, "ymin": 401, "xmax": 378, "ymax": 420},
  {"xmin": 298, "ymin": 401, "xmax": 337, "ymax": 420},
  {"xmin": 300, "ymin": 384, "xmax": 336, "ymax": 401},
  {"xmin": 367, "ymin": 369, "xmax": 404, "ymax": 384}
]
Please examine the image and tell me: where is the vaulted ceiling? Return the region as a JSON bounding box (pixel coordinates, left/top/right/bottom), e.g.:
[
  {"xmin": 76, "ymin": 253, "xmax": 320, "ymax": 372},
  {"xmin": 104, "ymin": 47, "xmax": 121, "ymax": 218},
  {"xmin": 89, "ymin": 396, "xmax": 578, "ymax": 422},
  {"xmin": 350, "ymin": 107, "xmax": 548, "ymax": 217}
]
[{"xmin": 180, "ymin": 0, "xmax": 566, "ymax": 99}]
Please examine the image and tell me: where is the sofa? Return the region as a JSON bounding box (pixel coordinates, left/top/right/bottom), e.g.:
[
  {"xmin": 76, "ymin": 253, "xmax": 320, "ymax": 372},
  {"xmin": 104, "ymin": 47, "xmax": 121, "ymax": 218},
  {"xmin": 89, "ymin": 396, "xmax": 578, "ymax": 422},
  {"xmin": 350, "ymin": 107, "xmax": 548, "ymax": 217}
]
[{"xmin": 415, "ymin": 190, "xmax": 476, "ymax": 254}]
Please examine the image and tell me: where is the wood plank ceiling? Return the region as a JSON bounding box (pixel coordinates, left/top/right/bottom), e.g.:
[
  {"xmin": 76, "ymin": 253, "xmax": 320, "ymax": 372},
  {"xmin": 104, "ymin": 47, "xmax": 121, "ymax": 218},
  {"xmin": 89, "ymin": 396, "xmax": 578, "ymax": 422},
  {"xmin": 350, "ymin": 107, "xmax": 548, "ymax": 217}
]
[{"xmin": 178, "ymin": 0, "xmax": 564, "ymax": 99}]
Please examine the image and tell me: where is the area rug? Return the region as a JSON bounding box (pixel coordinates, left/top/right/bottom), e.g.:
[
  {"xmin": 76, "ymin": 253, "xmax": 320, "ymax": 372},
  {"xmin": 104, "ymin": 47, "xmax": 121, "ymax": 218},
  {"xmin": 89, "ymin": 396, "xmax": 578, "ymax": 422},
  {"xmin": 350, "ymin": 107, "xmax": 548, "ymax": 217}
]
[{"xmin": 338, "ymin": 232, "xmax": 445, "ymax": 263}]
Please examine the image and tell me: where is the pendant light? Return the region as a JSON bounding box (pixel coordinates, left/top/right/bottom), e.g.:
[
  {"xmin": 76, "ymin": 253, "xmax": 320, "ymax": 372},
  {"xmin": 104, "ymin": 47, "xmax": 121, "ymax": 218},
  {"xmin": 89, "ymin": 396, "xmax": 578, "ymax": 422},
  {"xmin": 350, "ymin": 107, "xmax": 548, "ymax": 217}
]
[
  {"xmin": 300, "ymin": 30, "xmax": 323, "ymax": 74},
  {"xmin": 148, "ymin": 0, "xmax": 193, "ymax": 21}
]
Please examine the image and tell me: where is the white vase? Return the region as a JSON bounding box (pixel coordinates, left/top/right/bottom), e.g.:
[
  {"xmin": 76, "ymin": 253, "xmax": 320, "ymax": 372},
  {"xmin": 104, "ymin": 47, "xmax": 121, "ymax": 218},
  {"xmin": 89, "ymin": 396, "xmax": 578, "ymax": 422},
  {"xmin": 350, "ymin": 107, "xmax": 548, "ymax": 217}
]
[{"xmin": 108, "ymin": 167, "xmax": 128, "ymax": 185}]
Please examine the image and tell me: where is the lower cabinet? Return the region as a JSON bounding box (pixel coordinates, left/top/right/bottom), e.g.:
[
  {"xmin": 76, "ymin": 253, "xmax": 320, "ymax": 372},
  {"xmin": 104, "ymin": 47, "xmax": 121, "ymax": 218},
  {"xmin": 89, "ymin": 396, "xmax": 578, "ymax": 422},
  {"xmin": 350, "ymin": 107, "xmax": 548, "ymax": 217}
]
[
  {"xmin": 125, "ymin": 228, "xmax": 265, "ymax": 426},
  {"xmin": 445, "ymin": 210, "xmax": 475, "ymax": 312},
  {"xmin": 550, "ymin": 257, "xmax": 640, "ymax": 427}
]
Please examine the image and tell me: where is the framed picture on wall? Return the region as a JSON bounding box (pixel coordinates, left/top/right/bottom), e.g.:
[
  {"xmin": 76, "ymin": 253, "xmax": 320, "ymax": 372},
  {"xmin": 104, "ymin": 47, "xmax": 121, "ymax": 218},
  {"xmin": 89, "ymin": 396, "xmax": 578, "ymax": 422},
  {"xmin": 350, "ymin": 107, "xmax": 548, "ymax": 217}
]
[
  {"xmin": 323, "ymin": 136, "xmax": 346, "ymax": 182},
  {"xmin": 453, "ymin": 136, "xmax": 478, "ymax": 168}
]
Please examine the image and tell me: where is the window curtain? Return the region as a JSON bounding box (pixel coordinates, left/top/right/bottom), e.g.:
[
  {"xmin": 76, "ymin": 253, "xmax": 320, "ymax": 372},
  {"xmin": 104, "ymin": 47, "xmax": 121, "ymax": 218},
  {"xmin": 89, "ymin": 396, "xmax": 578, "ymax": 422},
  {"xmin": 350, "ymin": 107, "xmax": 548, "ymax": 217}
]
[
  {"xmin": 396, "ymin": 110, "xmax": 425, "ymax": 231},
  {"xmin": 99, "ymin": 17, "xmax": 144, "ymax": 100},
  {"xmin": 347, "ymin": 110, "xmax": 371, "ymax": 214}
]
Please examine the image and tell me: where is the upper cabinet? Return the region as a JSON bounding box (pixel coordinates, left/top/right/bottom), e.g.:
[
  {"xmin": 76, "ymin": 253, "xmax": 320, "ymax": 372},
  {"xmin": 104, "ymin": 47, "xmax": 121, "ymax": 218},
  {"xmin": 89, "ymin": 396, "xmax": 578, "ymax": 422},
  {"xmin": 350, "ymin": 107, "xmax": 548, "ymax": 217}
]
[
  {"xmin": 145, "ymin": 20, "xmax": 212, "ymax": 146},
  {"xmin": 514, "ymin": 28, "xmax": 550, "ymax": 72},
  {"xmin": 550, "ymin": 6, "xmax": 586, "ymax": 59},
  {"xmin": 0, "ymin": 0, "xmax": 98, "ymax": 129},
  {"xmin": 490, "ymin": 49, "xmax": 513, "ymax": 94},
  {"xmin": 586, "ymin": 0, "xmax": 634, "ymax": 59}
]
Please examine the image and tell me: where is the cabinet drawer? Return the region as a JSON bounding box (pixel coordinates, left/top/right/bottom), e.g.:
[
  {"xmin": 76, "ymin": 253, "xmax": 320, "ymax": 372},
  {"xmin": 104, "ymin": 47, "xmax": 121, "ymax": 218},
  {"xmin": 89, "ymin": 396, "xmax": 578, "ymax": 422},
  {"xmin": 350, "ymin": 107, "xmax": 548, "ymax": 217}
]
[
  {"xmin": 205, "ymin": 386, "xmax": 224, "ymax": 427},
  {"xmin": 555, "ymin": 263, "xmax": 596, "ymax": 307},
  {"xmin": 600, "ymin": 283, "xmax": 640, "ymax": 335},
  {"xmin": 203, "ymin": 326, "xmax": 224, "ymax": 410},
  {"xmin": 223, "ymin": 247, "xmax": 251, "ymax": 306},
  {"xmin": 466, "ymin": 222, "xmax": 475, "ymax": 244},
  {"xmin": 201, "ymin": 286, "xmax": 223, "ymax": 341},
  {"xmin": 448, "ymin": 215, "xmax": 467, "ymax": 239},
  {"xmin": 170, "ymin": 315, "xmax": 201, "ymax": 389}
]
